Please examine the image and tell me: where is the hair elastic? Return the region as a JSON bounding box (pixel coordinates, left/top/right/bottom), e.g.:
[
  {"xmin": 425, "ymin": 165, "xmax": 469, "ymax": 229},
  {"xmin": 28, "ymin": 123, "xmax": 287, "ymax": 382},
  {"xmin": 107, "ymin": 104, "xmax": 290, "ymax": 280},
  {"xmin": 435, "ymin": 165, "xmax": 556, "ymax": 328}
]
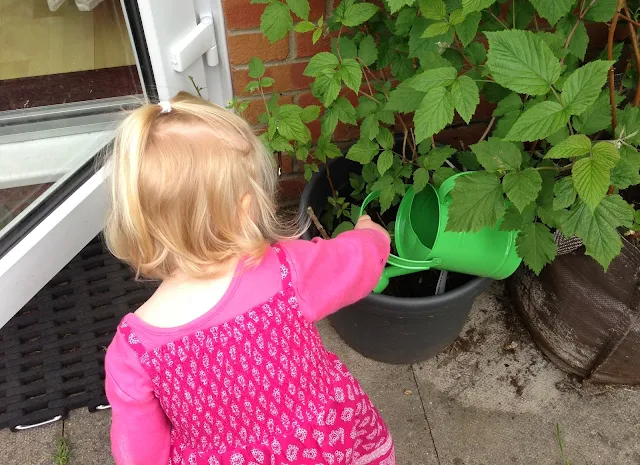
[{"xmin": 158, "ymin": 101, "xmax": 172, "ymax": 114}]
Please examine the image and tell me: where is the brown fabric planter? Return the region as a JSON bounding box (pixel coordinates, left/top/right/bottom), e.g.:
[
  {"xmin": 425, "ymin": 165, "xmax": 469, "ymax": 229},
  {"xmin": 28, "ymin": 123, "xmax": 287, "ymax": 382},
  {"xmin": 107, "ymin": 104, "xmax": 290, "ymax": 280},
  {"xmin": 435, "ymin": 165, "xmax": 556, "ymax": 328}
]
[{"xmin": 507, "ymin": 236, "xmax": 640, "ymax": 385}]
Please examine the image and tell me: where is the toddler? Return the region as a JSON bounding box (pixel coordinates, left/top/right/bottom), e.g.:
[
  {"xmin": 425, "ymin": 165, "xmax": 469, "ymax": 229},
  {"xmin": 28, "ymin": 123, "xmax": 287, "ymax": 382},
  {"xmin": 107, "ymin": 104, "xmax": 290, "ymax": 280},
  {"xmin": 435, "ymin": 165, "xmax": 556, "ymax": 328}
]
[{"xmin": 104, "ymin": 92, "xmax": 394, "ymax": 465}]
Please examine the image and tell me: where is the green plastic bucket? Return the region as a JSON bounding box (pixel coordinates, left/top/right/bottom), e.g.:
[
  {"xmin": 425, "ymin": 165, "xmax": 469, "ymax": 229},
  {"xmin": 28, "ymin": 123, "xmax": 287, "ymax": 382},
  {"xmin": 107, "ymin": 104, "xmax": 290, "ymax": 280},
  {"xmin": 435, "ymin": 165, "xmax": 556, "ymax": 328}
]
[{"xmin": 360, "ymin": 172, "xmax": 522, "ymax": 293}]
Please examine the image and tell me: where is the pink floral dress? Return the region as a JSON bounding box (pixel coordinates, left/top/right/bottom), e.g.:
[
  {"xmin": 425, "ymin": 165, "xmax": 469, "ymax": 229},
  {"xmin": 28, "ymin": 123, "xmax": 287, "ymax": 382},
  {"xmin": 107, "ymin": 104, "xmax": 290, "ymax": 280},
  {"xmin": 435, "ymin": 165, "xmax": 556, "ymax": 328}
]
[{"xmin": 118, "ymin": 246, "xmax": 395, "ymax": 465}]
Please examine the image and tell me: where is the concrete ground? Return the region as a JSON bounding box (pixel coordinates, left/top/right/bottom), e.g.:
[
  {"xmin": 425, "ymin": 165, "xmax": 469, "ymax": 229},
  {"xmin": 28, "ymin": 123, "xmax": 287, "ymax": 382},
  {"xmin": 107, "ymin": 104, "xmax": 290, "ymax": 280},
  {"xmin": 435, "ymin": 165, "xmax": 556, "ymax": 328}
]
[{"xmin": 1, "ymin": 283, "xmax": 639, "ymax": 465}]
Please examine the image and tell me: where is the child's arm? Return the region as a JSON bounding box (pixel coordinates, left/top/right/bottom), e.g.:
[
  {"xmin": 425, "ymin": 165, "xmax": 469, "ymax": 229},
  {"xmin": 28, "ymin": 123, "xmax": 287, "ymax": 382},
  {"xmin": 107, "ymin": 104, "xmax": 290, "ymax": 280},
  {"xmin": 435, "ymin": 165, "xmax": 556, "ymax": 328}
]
[
  {"xmin": 284, "ymin": 216, "xmax": 391, "ymax": 322},
  {"xmin": 105, "ymin": 332, "xmax": 171, "ymax": 465}
]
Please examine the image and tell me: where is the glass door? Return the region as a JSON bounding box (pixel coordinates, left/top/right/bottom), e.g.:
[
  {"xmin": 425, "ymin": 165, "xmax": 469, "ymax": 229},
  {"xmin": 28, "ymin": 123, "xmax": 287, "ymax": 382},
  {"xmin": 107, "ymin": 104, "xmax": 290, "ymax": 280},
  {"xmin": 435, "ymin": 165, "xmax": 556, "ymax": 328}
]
[{"xmin": 0, "ymin": 0, "xmax": 233, "ymax": 326}]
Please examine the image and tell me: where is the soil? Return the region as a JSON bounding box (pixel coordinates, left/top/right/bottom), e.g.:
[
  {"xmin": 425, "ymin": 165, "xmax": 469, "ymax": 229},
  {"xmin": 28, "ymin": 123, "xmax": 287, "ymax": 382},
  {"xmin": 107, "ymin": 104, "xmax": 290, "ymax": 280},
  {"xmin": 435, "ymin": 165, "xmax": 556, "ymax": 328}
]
[{"xmin": 383, "ymin": 268, "xmax": 474, "ymax": 298}]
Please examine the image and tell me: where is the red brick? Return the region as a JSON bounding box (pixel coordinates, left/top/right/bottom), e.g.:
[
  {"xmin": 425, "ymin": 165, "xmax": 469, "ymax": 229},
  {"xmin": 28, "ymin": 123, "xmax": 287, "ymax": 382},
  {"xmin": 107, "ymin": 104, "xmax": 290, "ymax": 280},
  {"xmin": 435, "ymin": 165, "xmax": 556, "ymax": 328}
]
[
  {"xmin": 278, "ymin": 176, "xmax": 306, "ymax": 199},
  {"xmin": 295, "ymin": 31, "xmax": 332, "ymax": 58},
  {"xmin": 228, "ymin": 33, "xmax": 289, "ymax": 65},
  {"xmin": 241, "ymin": 94, "xmax": 294, "ymax": 125},
  {"xmin": 233, "ymin": 62, "xmax": 312, "ymax": 96},
  {"xmin": 297, "ymin": 92, "xmax": 321, "ymax": 107},
  {"xmin": 308, "ymin": 0, "xmax": 325, "ymax": 20},
  {"xmin": 223, "ymin": 0, "xmax": 265, "ymax": 30}
]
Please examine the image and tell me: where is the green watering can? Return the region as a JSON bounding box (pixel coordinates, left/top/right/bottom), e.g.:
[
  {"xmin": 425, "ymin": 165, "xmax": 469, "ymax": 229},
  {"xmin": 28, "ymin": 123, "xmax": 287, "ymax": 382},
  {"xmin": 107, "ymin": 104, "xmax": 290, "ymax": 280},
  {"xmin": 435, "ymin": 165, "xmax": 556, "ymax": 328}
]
[{"xmin": 360, "ymin": 172, "xmax": 522, "ymax": 293}]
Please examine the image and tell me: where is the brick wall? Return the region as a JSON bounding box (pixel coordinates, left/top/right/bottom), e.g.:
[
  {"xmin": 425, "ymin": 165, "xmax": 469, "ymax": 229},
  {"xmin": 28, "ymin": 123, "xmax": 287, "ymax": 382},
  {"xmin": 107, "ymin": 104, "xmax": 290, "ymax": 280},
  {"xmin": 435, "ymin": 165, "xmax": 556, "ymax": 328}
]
[{"xmin": 223, "ymin": 0, "xmax": 334, "ymax": 203}]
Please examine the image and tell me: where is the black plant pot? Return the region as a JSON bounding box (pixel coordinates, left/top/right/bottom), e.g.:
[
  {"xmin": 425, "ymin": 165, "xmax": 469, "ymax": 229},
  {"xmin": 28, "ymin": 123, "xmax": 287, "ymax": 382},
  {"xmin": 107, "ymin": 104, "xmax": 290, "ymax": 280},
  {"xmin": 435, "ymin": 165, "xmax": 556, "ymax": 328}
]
[{"xmin": 299, "ymin": 157, "xmax": 492, "ymax": 364}]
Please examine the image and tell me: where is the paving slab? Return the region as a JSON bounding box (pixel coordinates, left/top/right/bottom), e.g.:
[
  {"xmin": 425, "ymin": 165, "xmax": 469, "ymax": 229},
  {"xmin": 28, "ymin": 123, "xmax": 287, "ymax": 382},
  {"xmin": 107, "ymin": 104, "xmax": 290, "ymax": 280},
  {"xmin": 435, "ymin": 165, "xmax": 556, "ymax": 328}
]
[
  {"xmin": 63, "ymin": 409, "xmax": 114, "ymax": 465},
  {"xmin": 414, "ymin": 285, "xmax": 640, "ymax": 465},
  {"xmin": 317, "ymin": 319, "xmax": 439, "ymax": 465},
  {"xmin": 0, "ymin": 420, "xmax": 63, "ymax": 465}
]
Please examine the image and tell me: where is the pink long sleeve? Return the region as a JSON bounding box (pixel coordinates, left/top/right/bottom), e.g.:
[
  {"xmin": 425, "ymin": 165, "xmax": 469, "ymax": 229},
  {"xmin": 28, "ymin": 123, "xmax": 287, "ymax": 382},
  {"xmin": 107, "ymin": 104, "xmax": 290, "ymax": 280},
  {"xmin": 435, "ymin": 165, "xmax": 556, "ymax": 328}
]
[
  {"xmin": 284, "ymin": 229, "xmax": 390, "ymax": 322},
  {"xmin": 105, "ymin": 331, "xmax": 171, "ymax": 465}
]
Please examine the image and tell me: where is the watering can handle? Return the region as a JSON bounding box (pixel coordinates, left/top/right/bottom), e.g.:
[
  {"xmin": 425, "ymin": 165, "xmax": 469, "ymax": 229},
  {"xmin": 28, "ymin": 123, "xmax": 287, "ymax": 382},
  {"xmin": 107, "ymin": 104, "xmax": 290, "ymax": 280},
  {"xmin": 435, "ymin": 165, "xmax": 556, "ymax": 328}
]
[{"xmin": 358, "ymin": 190, "xmax": 381, "ymax": 219}]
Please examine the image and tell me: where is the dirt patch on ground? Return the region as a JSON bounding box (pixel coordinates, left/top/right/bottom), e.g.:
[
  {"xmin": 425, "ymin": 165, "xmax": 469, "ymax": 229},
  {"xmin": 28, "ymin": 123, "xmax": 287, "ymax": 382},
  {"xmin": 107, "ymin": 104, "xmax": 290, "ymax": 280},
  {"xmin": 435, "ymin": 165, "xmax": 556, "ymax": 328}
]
[{"xmin": 414, "ymin": 282, "xmax": 639, "ymax": 415}]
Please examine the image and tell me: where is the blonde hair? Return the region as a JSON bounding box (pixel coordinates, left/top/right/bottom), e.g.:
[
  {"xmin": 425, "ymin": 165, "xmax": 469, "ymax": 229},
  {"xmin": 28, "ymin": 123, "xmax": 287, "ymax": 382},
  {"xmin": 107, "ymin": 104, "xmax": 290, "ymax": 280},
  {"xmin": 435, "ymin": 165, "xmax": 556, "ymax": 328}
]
[{"xmin": 104, "ymin": 92, "xmax": 301, "ymax": 280}]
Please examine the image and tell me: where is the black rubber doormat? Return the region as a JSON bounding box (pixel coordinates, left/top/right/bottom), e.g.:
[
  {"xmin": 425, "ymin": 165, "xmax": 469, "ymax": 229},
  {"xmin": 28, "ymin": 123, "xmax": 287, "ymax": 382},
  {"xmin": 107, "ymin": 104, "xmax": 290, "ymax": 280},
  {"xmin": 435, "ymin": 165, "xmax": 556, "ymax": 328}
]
[{"xmin": 0, "ymin": 236, "xmax": 158, "ymax": 431}]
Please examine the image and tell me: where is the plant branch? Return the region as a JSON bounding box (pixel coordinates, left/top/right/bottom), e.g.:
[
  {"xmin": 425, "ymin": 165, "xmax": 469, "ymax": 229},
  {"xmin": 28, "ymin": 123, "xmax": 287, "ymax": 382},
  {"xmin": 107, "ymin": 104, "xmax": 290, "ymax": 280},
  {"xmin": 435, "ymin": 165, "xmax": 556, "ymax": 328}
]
[
  {"xmin": 536, "ymin": 163, "xmax": 574, "ymax": 172},
  {"xmin": 609, "ymin": 0, "xmax": 626, "ymax": 132},
  {"xmin": 624, "ymin": 4, "xmax": 640, "ymax": 106},
  {"xmin": 550, "ymin": 86, "xmax": 562, "ymax": 103},
  {"xmin": 487, "ymin": 10, "xmax": 509, "ymax": 30},
  {"xmin": 619, "ymin": 13, "xmax": 640, "ymax": 28},
  {"xmin": 258, "ymin": 85, "xmax": 271, "ymax": 118},
  {"xmin": 306, "ymin": 207, "xmax": 329, "ymax": 240},
  {"xmin": 560, "ymin": 20, "xmax": 582, "ymax": 66},
  {"xmin": 325, "ymin": 162, "xmax": 337, "ymax": 198},
  {"xmin": 479, "ymin": 117, "xmax": 496, "ymax": 142}
]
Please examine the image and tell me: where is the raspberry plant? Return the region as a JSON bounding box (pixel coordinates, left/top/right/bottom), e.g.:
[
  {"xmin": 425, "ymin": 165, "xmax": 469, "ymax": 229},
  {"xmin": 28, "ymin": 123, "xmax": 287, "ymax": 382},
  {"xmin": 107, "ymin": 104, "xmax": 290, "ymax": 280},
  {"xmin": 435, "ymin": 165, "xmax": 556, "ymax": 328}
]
[{"xmin": 237, "ymin": 0, "xmax": 640, "ymax": 273}]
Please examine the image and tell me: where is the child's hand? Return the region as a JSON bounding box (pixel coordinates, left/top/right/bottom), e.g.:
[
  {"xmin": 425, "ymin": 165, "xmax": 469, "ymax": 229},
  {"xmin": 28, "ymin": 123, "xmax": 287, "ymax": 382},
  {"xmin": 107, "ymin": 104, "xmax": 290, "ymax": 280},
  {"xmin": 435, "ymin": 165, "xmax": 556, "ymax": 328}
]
[{"xmin": 355, "ymin": 215, "xmax": 391, "ymax": 242}]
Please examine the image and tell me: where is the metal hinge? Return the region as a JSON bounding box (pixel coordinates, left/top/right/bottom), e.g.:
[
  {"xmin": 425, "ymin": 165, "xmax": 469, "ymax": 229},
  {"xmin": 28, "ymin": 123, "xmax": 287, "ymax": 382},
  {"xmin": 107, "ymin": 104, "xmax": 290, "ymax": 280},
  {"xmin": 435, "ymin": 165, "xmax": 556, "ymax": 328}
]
[{"xmin": 170, "ymin": 11, "xmax": 219, "ymax": 72}]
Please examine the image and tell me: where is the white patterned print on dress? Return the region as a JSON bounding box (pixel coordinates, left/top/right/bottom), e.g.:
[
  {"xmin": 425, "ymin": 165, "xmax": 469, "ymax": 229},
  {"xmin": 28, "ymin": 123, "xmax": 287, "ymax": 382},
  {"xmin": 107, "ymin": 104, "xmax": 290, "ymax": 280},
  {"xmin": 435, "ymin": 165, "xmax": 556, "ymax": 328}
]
[{"xmin": 120, "ymin": 246, "xmax": 395, "ymax": 464}]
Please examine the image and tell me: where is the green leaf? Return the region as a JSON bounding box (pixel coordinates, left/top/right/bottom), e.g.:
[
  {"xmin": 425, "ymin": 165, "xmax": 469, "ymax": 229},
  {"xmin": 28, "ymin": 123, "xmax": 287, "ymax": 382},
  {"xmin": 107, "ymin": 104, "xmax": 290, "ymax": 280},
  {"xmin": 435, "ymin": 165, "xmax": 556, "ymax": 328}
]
[
  {"xmin": 395, "ymin": 7, "xmax": 418, "ymax": 35},
  {"xmin": 561, "ymin": 60, "xmax": 614, "ymax": 115},
  {"xmin": 451, "ymin": 75, "xmax": 479, "ymax": 124},
  {"xmin": 419, "ymin": 0, "xmax": 447, "ymax": 19},
  {"xmin": 300, "ymin": 105, "xmax": 320, "ymax": 123},
  {"xmin": 457, "ymin": 151, "xmax": 482, "ymax": 170},
  {"xmin": 572, "ymin": 91, "xmax": 612, "ymax": 135},
  {"xmin": 611, "ymin": 146, "xmax": 640, "ymax": 189},
  {"xmin": 385, "ymin": 82, "xmax": 425, "ymax": 113},
  {"xmin": 332, "ymin": 221, "xmax": 354, "ymax": 238},
  {"xmin": 339, "ymin": 58, "xmax": 363, "ymax": 93},
  {"xmin": 560, "ymin": 196, "xmax": 633, "ymax": 269},
  {"xmin": 259, "ymin": 77, "xmax": 275, "ymax": 87},
  {"xmin": 529, "ymin": 0, "xmax": 572, "ymax": 25},
  {"xmin": 244, "ymin": 81, "xmax": 260, "ymax": 93},
  {"xmin": 470, "ymin": 138, "xmax": 522, "ymax": 172},
  {"xmin": 572, "ymin": 142, "xmax": 620, "ymax": 212},
  {"xmin": 617, "ymin": 105, "xmax": 640, "ymax": 146},
  {"xmin": 312, "ymin": 27, "xmax": 322, "ymax": 44},
  {"xmin": 248, "ymin": 57, "xmax": 265, "ymax": 78},
  {"xmin": 317, "ymin": 136, "xmax": 342, "ymax": 160},
  {"xmin": 413, "ymin": 167, "xmax": 430, "ymax": 193},
  {"xmin": 361, "ymin": 114, "xmax": 380, "ymax": 140},
  {"xmin": 500, "ymin": 203, "xmax": 536, "ymax": 231},
  {"xmin": 287, "ymin": 0, "xmax": 310, "ymax": 19},
  {"xmin": 422, "ymin": 22, "xmax": 451, "ymax": 38},
  {"xmin": 449, "ymin": 8, "xmax": 466, "ymax": 25},
  {"xmin": 388, "ymin": 0, "xmax": 415, "ymax": 13},
  {"xmin": 447, "ymin": 172, "xmax": 506, "ymax": 232},
  {"xmin": 505, "ymin": 101, "xmax": 571, "ymax": 142},
  {"xmin": 485, "ymin": 30, "xmax": 561, "ymax": 96},
  {"xmin": 261, "ymin": 3, "xmax": 293, "ymax": 43},
  {"xmin": 516, "ymin": 223, "xmax": 557, "ymax": 274},
  {"xmin": 455, "ymin": 11, "xmax": 481, "ymax": 47},
  {"xmin": 331, "ymin": 96, "xmax": 357, "ymax": 124},
  {"xmin": 278, "ymin": 112, "xmax": 310, "ymax": 143},
  {"xmin": 465, "ymin": 43, "xmax": 486, "ymax": 66},
  {"xmin": 312, "ymin": 70, "xmax": 341, "ymax": 106},
  {"xmin": 294, "ymin": 20, "xmax": 316, "ymax": 32},
  {"xmin": 376, "ymin": 127, "xmax": 395, "ymax": 149},
  {"xmin": 503, "ymin": 168, "xmax": 543, "ymax": 213},
  {"xmin": 380, "ymin": 186, "xmax": 396, "ymax": 213},
  {"xmin": 377, "ymin": 149, "xmax": 394, "ymax": 175},
  {"xmin": 553, "ymin": 176, "xmax": 577, "ymax": 210},
  {"xmin": 414, "ymin": 87, "xmax": 455, "ymax": 143},
  {"xmin": 462, "ymin": 0, "xmax": 496, "ymax": 14},
  {"xmin": 410, "ymin": 67, "xmax": 458, "ymax": 93},
  {"xmin": 584, "ymin": 0, "xmax": 618, "ymax": 22},
  {"xmin": 303, "ymin": 52, "xmax": 339, "ymax": 77},
  {"xmin": 546, "ymin": 126, "xmax": 569, "ymax": 146},
  {"xmin": 358, "ymin": 35, "xmax": 378, "ymax": 66},
  {"xmin": 557, "ymin": 17, "xmax": 588, "ymax": 61},
  {"xmin": 342, "ymin": 2, "xmax": 379, "ymax": 26},
  {"xmin": 545, "ymin": 134, "xmax": 591, "ymax": 159},
  {"xmin": 433, "ymin": 167, "xmax": 456, "ymax": 187},
  {"xmin": 423, "ymin": 146, "xmax": 456, "ymax": 169},
  {"xmin": 493, "ymin": 93, "xmax": 522, "ymax": 117},
  {"xmin": 336, "ymin": 36, "xmax": 358, "ymax": 59},
  {"xmin": 509, "ymin": 0, "xmax": 535, "ymax": 29},
  {"xmin": 346, "ymin": 138, "xmax": 379, "ymax": 164},
  {"xmin": 536, "ymin": 31, "xmax": 567, "ymax": 60}
]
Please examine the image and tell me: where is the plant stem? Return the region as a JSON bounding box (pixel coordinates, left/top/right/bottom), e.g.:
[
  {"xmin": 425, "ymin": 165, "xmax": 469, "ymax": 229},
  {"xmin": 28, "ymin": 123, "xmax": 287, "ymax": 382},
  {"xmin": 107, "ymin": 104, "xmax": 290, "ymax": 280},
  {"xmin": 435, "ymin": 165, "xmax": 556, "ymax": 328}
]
[
  {"xmin": 609, "ymin": 0, "xmax": 626, "ymax": 132},
  {"xmin": 189, "ymin": 75, "xmax": 204, "ymax": 99},
  {"xmin": 536, "ymin": 163, "xmax": 574, "ymax": 172},
  {"xmin": 624, "ymin": 4, "xmax": 640, "ymax": 106},
  {"xmin": 488, "ymin": 9, "xmax": 509, "ymax": 30},
  {"xmin": 619, "ymin": 13, "xmax": 640, "ymax": 27},
  {"xmin": 306, "ymin": 207, "xmax": 329, "ymax": 240},
  {"xmin": 533, "ymin": 14, "xmax": 539, "ymax": 31},
  {"xmin": 325, "ymin": 162, "xmax": 337, "ymax": 198},
  {"xmin": 550, "ymin": 86, "xmax": 562, "ymax": 103},
  {"xmin": 258, "ymin": 85, "xmax": 271, "ymax": 118},
  {"xmin": 479, "ymin": 117, "xmax": 496, "ymax": 142},
  {"xmin": 568, "ymin": 119, "xmax": 575, "ymax": 135},
  {"xmin": 560, "ymin": 19, "xmax": 582, "ymax": 66}
]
